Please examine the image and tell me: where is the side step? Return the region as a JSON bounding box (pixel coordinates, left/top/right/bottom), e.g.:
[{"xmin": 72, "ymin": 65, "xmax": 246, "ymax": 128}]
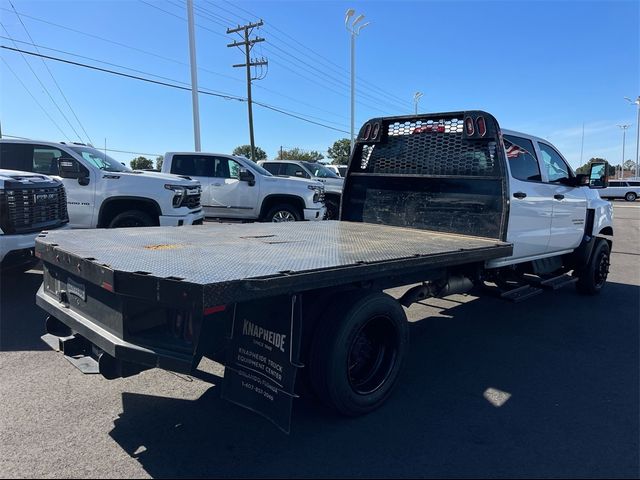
[
  {"xmin": 500, "ymin": 285, "xmax": 543, "ymax": 303},
  {"xmin": 538, "ymin": 274, "xmax": 578, "ymax": 290}
]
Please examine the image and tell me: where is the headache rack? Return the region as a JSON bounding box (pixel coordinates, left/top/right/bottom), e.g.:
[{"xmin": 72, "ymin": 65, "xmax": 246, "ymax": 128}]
[{"xmin": 341, "ymin": 110, "xmax": 509, "ymax": 241}]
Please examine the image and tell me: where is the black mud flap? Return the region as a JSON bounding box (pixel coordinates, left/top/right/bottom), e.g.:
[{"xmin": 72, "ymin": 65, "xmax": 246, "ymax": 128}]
[{"xmin": 221, "ymin": 294, "xmax": 303, "ymax": 434}]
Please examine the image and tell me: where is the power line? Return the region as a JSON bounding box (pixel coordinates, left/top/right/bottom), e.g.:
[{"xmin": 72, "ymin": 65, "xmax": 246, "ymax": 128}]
[
  {"xmin": 8, "ymin": 0, "xmax": 93, "ymax": 145},
  {"xmin": 1, "ymin": 45, "xmax": 350, "ymax": 135},
  {"xmin": 2, "ymin": 6, "xmax": 350, "ymax": 124},
  {"xmin": 0, "ymin": 23, "xmax": 80, "ymax": 141},
  {"xmin": 0, "ymin": 57, "xmax": 71, "ymax": 140},
  {"xmin": 213, "ymin": 0, "xmax": 411, "ymax": 108},
  {"xmin": 0, "ymin": 36, "xmax": 349, "ymax": 129}
]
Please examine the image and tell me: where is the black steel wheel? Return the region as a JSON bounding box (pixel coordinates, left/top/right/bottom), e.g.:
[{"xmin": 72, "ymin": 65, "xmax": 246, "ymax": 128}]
[
  {"xmin": 309, "ymin": 291, "xmax": 408, "ymax": 416},
  {"xmin": 108, "ymin": 210, "xmax": 155, "ymax": 228},
  {"xmin": 575, "ymin": 239, "xmax": 610, "ymax": 295}
]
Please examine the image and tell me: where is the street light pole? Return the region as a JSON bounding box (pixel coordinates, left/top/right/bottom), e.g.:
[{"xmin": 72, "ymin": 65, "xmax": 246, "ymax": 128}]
[
  {"xmin": 186, "ymin": 0, "xmax": 201, "ymax": 152},
  {"xmin": 617, "ymin": 124, "xmax": 631, "ymax": 179},
  {"xmin": 625, "ymin": 96, "xmax": 640, "ymax": 178},
  {"xmin": 345, "ymin": 9, "xmax": 370, "ymax": 152},
  {"xmin": 414, "ymin": 92, "xmax": 423, "ymax": 115}
]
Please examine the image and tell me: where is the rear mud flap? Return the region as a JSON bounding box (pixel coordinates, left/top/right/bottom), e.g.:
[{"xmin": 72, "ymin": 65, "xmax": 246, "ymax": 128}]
[{"xmin": 221, "ymin": 294, "xmax": 303, "ymax": 434}]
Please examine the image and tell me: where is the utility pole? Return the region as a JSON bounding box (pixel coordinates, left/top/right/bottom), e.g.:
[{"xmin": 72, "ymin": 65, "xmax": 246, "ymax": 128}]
[
  {"xmin": 186, "ymin": 0, "xmax": 201, "ymax": 151},
  {"xmin": 625, "ymin": 96, "xmax": 640, "ymax": 178},
  {"xmin": 345, "ymin": 9, "xmax": 370, "ymax": 153},
  {"xmin": 227, "ymin": 21, "xmax": 267, "ymax": 162},
  {"xmin": 413, "ymin": 92, "xmax": 423, "ymax": 115}
]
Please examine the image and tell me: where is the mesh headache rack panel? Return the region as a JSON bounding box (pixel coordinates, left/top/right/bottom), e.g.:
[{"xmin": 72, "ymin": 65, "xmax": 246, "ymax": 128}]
[{"xmin": 342, "ymin": 111, "xmax": 509, "ymax": 241}]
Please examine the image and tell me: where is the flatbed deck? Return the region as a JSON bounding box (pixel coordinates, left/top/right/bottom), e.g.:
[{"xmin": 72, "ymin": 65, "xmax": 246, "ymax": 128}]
[{"xmin": 36, "ymin": 221, "xmax": 512, "ymax": 306}]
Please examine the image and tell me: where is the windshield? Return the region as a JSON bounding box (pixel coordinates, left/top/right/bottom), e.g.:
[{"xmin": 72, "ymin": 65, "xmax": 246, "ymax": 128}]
[
  {"xmin": 69, "ymin": 146, "xmax": 131, "ymax": 172},
  {"xmin": 302, "ymin": 161, "xmax": 339, "ymax": 178}
]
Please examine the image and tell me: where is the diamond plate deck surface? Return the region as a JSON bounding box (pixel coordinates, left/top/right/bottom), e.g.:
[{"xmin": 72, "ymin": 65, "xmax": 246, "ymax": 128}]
[{"xmin": 38, "ymin": 221, "xmax": 509, "ymax": 285}]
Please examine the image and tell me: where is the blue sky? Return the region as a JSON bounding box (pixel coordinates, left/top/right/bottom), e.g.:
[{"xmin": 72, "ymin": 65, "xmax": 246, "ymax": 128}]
[{"xmin": 0, "ymin": 0, "xmax": 638, "ymax": 168}]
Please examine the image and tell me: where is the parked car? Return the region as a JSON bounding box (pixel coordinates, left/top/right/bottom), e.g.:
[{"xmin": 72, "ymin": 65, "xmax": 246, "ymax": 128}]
[
  {"xmin": 0, "ymin": 169, "xmax": 69, "ymax": 273},
  {"xmin": 0, "ymin": 139, "xmax": 204, "ymax": 228},
  {"xmin": 598, "ymin": 180, "xmax": 640, "ymax": 201},
  {"xmin": 162, "ymin": 152, "xmax": 326, "ymax": 222},
  {"xmin": 258, "ymin": 160, "xmax": 344, "ymax": 219},
  {"xmin": 337, "ymin": 165, "xmax": 348, "ymax": 177}
]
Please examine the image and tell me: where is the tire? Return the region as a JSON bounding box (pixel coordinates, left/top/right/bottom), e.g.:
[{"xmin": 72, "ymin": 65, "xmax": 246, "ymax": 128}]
[
  {"xmin": 108, "ymin": 210, "xmax": 155, "ymax": 228},
  {"xmin": 309, "ymin": 291, "xmax": 409, "ymax": 416},
  {"xmin": 324, "ymin": 199, "xmax": 340, "ymax": 220},
  {"xmin": 575, "ymin": 239, "xmax": 610, "ymax": 295},
  {"xmin": 625, "ymin": 192, "xmax": 637, "ymax": 202},
  {"xmin": 264, "ymin": 204, "xmax": 302, "ymax": 222}
]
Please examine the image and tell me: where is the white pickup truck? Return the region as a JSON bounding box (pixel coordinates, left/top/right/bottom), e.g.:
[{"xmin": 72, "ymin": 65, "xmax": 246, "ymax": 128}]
[
  {"xmin": 0, "ymin": 139, "xmax": 204, "ymax": 228},
  {"xmin": 162, "ymin": 152, "xmax": 326, "ymax": 222}
]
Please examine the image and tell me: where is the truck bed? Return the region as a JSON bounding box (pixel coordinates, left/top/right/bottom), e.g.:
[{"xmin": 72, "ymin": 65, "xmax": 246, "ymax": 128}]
[{"xmin": 36, "ymin": 221, "xmax": 512, "ymax": 306}]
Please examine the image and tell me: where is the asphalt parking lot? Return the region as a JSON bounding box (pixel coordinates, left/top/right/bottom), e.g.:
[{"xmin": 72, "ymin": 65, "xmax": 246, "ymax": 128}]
[{"xmin": 1, "ymin": 204, "xmax": 638, "ymax": 479}]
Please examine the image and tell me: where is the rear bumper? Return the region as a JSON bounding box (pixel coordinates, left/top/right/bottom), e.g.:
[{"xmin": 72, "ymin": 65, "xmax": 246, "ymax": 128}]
[
  {"xmin": 159, "ymin": 209, "xmax": 205, "ymax": 226},
  {"xmin": 304, "ymin": 206, "xmax": 326, "ymax": 221},
  {"xmin": 36, "ymin": 285, "xmax": 193, "ymax": 374}
]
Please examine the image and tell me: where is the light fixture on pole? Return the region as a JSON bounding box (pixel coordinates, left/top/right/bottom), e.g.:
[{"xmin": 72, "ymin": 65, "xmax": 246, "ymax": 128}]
[
  {"xmin": 413, "ymin": 92, "xmax": 423, "ymax": 115},
  {"xmin": 624, "ymin": 96, "xmax": 640, "ymax": 178},
  {"xmin": 345, "ymin": 8, "xmax": 370, "ymax": 152},
  {"xmin": 617, "ymin": 124, "xmax": 631, "ymax": 179}
]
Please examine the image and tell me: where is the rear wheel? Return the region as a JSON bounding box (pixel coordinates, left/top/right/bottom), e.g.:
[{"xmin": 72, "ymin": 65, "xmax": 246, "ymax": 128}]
[
  {"xmin": 575, "ymin": 239, "xmax": 610, "ymax": 295},
  {"xmin": 309, "ymin": 291, "xmax": 409, "ymax": 416},
  {"xmin": 264, "ymin": 204, "xmax": 302, "ymax": 222},
  {"xmin": 108, "ymin": 210, "xmax": 155, "ymax": 228},
  {"xmin": 625, "ymin": 192, "xmax": 637, "ymax": 202}
]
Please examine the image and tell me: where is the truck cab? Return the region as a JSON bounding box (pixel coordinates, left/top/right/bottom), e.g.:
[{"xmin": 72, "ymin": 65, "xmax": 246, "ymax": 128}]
[
  {"xmin": 490, "ymin": 129, "xmax": 613, "ymax": 267},
  {"xmin": 162, "ymin": 152, "xmax": 326, "ymax": 222},
  {"xmin": 0, "ymin": 139, "xmax": 204, "ymax": 228}
]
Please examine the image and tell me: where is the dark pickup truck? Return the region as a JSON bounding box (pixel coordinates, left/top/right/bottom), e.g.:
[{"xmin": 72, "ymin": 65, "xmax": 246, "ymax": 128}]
[{"xmin": 36, "ymin": 111, "xmax": 611, "ymax": 432}]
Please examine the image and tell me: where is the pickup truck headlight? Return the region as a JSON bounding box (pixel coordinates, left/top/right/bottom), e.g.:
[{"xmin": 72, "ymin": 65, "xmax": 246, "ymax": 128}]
[
  {"xmin": 165, "ymin": 184, "xmax": 186, "ymax": 208},
  {"xmin": 308, "ymin": 184, "xmax": 325, "ymax": 204}
]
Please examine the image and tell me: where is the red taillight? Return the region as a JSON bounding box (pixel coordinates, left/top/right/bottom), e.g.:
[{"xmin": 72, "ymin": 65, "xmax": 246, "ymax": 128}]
[
  {"xmin": 204, "ymin": 305, "xmax": 226, "ymax": 316},
  {"xmin": 465, "ymin": 117, "xmax": 475, "ymax": 135},
  {"xmin": 371, "ymin": 123, "xmax": 380, "ymax": 139},
  {"xmin": 476, "ymin": 116, "xmax": 487, "ymax": 137},
  {"xmin": 363, "ymin": 123, "xmax": 372, "ymax": 140},
  {"xmin": 101, "ymin": 281, "xmax": 114, "ymax": 292},
  {"xmin": 437, "ymin": 123, "xmax": 445, "ymax": 133}
]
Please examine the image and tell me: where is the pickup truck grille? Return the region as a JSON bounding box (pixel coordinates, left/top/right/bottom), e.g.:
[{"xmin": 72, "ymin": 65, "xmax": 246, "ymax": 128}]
[
  {"xmin": 0, "ymin": 185, "xmax": 69, "ymax": 234},
  {"xmin": 183, "ymin": 192, "xmax": 201, "ymax": 209}
]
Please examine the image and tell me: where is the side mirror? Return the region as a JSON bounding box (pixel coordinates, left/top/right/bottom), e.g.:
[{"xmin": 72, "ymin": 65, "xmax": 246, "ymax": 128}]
[
  {"xmin": 239, "ymin": 168, "xmax": 255, "ymax": 186},
  {"xmin": 588, "ymin": 162, "xmax": 608, "ymax": 189},
  {"xmin": 575, "ymin": 174, "xmax": 589, "ymax": 186},
  {"xmin": 58, "ymin": 158, "xmax": 81, "ymax": 179}
]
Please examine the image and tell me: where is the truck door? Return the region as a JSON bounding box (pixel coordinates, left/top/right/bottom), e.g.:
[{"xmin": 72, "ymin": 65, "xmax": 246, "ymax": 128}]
[
  {"xmin": 503, "ymin": 134, "xmax": 553, "ymax": 259},
  {"xmin": 208, "ymin": 157, "xmax": 257, "ymax": 218},
  {"xmin": 536, "ymin": 142, "xmax": 588, "ymax": 252}
]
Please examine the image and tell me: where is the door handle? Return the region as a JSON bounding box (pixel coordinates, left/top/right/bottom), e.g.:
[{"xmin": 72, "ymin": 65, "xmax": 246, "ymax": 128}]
[
  {"xmin": 554, "ymin": 194, "xmax": 565, "ymax": 200},
  {"xmin": 513, "ymin": 192, "xmax": 527, "ymax": 199}
]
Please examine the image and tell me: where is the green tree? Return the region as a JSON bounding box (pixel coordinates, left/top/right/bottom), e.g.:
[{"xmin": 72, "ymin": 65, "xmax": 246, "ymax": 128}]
[
  {"xmin": 276, "ymin": 147, "xmax": 324, "ymax": 162},
  {"xmin": 327, "ymin": 138, "xmax": 351, "ymax": 165},
  {"xmin": 130, "ymin": 156, "xmax": 153, "ymax": 170},
  {"xmin": 232, "ymin": 145, "xmax": 267, "ymax": 161},
  {"xmin": 155, "ymin": 155, "xmax": 164, "ymax": 171},
  {"xmin": 576, "ymin": 157, "xmax": 615, "ymax": 176}
]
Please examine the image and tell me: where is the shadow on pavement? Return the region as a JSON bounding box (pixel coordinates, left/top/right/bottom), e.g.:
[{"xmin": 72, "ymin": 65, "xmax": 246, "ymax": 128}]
[
  {"xmin": 109, "ymin": 281, "xmax": 639, "ymax": 479},
  {"xmin": 0, "ymin": 267, "xmax": 48, "ymax": 352}
]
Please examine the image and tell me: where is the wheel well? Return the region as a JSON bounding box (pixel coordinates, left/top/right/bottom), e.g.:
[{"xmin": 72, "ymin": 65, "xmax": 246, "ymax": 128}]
[
  {"xmin": 599, "ymin": 226, "xmax": 613, "ymax": 236},
  {"xmin": 259, "ymin": 195, "xmax": 304, "ymax": 219},
  {"xmin": 98, "ymin": 198, "xmax": 161, "ymax": 227}
]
